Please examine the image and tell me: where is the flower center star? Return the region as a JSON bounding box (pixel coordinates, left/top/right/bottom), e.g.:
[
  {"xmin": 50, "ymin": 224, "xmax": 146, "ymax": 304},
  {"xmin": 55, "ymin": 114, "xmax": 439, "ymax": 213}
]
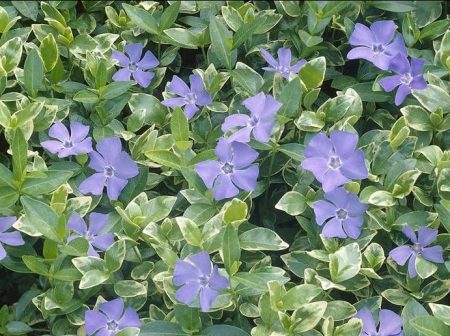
[
  {"xmin": 185, "ymin": 92, "xmax": 198, "ymax": 105},
  {"xmin": 328, "ymin": 155, "xmax": 342, "ymax": 170},
  {"xmin": 400, "ymin": 73, "xmax": 413, "ymax": 85},
  {"xmin": 336, "ymin": 209, "xmax": 348, "ymax": 219},
  {"xmin": 222, "ymin": 163, "xmax": 234, "ymax": 174},
  {"xmin": 63, "ymin": 140, "xmax": 73, "ymax": 148},
  {"xmin": 412, "ymin": 243, "xmax": 422, "ymax": 254},
  {"xmin": 107, "ymin": 320, "xmax": 119, "ymax": 332},
  {"xmin": 372, "ymin": 43, "xmax": 385, "ymax": 54},
  {"xmin": 248, "ymin": 116, "xmax": 258, "ymax": 127},
  {"xmin": 104, "ymin": 165, "xmax": 116, "ymax": 178},
  {"xmin": 83, "ymin": 230, "xmax": 92, "ymax": 241},
  {"xmin": 199, "ymin": 275, "xmax": 210, "ymax": 286},
  {"xmin": 276, "ymin": 65, "xmax": 290, "ymax": 76}
]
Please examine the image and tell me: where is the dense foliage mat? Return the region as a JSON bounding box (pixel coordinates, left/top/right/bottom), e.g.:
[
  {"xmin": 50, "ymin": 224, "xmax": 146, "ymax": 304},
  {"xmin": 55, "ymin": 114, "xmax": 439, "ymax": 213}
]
[{"xmin": 0, "ymin": 1, "xmax": 449, "ymax": 335}]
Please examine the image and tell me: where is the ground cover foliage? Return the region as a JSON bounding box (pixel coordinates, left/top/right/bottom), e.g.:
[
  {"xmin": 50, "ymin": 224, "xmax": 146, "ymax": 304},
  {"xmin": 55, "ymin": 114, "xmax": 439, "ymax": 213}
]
[{"xmin": 0, "ymin": 1, "xmax": 449, "ymax": 335}]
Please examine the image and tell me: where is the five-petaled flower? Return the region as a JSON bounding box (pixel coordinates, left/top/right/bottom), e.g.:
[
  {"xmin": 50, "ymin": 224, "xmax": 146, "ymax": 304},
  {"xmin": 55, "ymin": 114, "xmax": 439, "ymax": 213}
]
[
  {"xmin": 195, "ymin": 138, "xmax": 259, "ymax": 201},
  {"xmin": 260, "ymin": 47, "xmax": 306, "ymax": 79},
  {"xmin": 0, "ymin": 217, "xmax": 24, "ymax": 260},
  {"xmin": 85, "ymin": 298, "xmax": 141, "ymax": 336},
  {"xmin": 312, "ymin": 187, "xmax": 367, "ymax": 239},
  {"xmin": 222, "ymin": 92, "xmax": 282, "ymax": 143},
  {"xmin": 173, "ymin": 251, "xmax": 229, "ymax": 312},
  {"xmin": 389, "ymin": 226, "xmax": 443, "ymax": 278},
  {"xmin": 355, "ymin": 307, "xmax": 403, "ymax": 336},
  {"xmin": 301, "ymin": 131, "xmax": 368, "ymax": 192},
  {"xmin": 162, "ymin": 74, "xmax": 212, "ymax": 120},
  {"xmin": 79, "ymin": 137, "xmax": 139, "ymax": 200},
  {"xmin": 41, "ymin": 122, "xmax": 93, "ymax": 158},
  {"xmin": 379, "ymin": 54, "xmax": 427, "ymax": 106},
  {"xmin": 67, "ymin": 212, "xmax": 114, "ymax": 257},
  {"xmin": 112, "ymin": 43, "xmax": 159, "ymax": 88},
  {"xmin": 347, "ymin": 20, "xmax": 407, "ymax": 70}
]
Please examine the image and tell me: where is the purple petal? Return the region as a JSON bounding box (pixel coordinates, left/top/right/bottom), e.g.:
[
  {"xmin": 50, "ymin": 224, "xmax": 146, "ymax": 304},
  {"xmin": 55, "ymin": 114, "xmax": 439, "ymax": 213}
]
[
  {"xmin": 213, "ymin": 174, "xmax": 239, "ymax": 200},
  {"xmin": 133, "ymin": 69, "xmax": 154, "ymax": 88},
  {"xmin": 88, "ymin": 151, "xmax": 106, "ymax": 172},
  {"xmin": 162, "ymin": 97, "xmax": 186, "ymax": 108},
  {"xmin": 125, "ymin": 43, "xmax": 143, "ymax": 63},
  {"xmin": 417, "ymin": 227, "xmax": 438, "ymax": 247},
  {"xmin": 117, "ymin": 308, "xmax": 141, "ymax": 329},
  {"xmin": 176, "ymin": 281, "xmax": 201, "ymax": 305},
  {"xmin": 79, "ymin": 173, "xmax": 107, "ymax": 196},
  {"xmin": 222, "ymin": 114, "xmax": 251, "ymax": 132},
  {"xmin": 100, "ymin": 298, "xmax": 124, "ymax": 321},
  {"xmin": 370, "ymin": 20, "xmax": 397, "ymax": 45},
  {"xmin": 347, "ymin": 46, "xmax": 375, "ymax": 63},
  {"xmin": 312, "ymin": 200, "xmax": 337, "ymax": 225},
  {"xmin": 111, "ymin": 50, "xmax": 130, "ymax": 67},
  {"xmin": 321, "ymin": 170, "xmax": 349, "ymax": 193},
  {"xmin": 330, "ymin": 131, "xmax": 358, "ymax": 159},
  {"xmin": 260, "ymin": 49, "xmax": 278, "ymax": 68},
  {"xmin": 67, "ymin": 212, "xmax": 87, "ymax": 234},
  {"xmin": 195, "ymin": 160, "xmax": 222, "ymax": 188},
  {"xmin": 349, "ymin": 23, "xmax": 375, "ymax": 46},
  {"xmin": 184, "ymin": 103, "xmax": 199, "ymax": 119},
  {"xmin": 226, "ymin": 126, "xmax": 252, "ymax": 144},
  {"xmin": 189, "ymin": 74, "xmax": 205, "ymax": 93},
  {"xmin": 73, "ymin": 138, "xmax": 93, "ymax": 155},
  {"xmin": 410, "ymin": 57, "xmax": 425, "ymax": 76},
  {"xmin": 324, "ymin": 187, "xmax": 350, "ymax": 209},
  {"xmin": 95, "ymin": 328, "xmax": 110, "ymax": 336},
  {"xmin": 0, "ymin": 217, "xmax": 16, "ymax": 233},
  {"xmin": 0, "ymin": 231, "xmax": 24, "ymax": 246},
  {"xmin": 277, "ymin": 48, "xmax": 292, "ymax": 67},
  {"xmin": 96, "ymin": 137, "xmax": 122, "ymax": 165},
  {"xmin": 49, "ymin": 122, "xmax": 69, "ymax": 141},
  {"xmin": 57, "ymin": 147, "xmax": 76, "ymax": 158},
  {"xmin": 252, "ymin": 121, "xmax": 275, "ymax": 143},
  {"xmin": 401, "ymin": 226, "xmax": 418, "ymax": 243},
  {"xmin": 230, "ymin": 142, "xmax": 259, "ymax": 169},
  {"xmin": 199, "ymin": 286, "xmax": 218, "ymax": 312},
  {"xmin": 231, "ymin": 165, "xmax": 259, "ymax": 192},
  {"xmin": 70, "ymin": 121, "xmax": 89, "ymax": 143},
  {"xmin": 91, "ymin": 234, "xmax": 114, "ymax": 251},
  {"xmin": 209, "ymin": 266, "xmax": 229, "ymax": 290},
  {"xmin": 262, "ymin": 66, "xmax": 276, "ymax": 72},
  {"xmin": 173, "ymin": 260, "xmax": 201, "ymax": 286},
  {"xmin": 41, "ymin": 140, "xmax": 63, "ymax": 154},
  {"xmin": 0, "ymin": 244, "xmax": 5, "ymax": 260},
  {"xmin": 215, "ymin": 138, "xmax": 232, "ymax": 163},
  {"xmin": 87, "ymin": 244, "xmax": 100, "ymax": 257},
  {"xmin": 301, "ymin": 157, "xmax": 329, "ymax": 181},
  {"xmin": 242, "ymin": 92, "xmax": 266, "ymax": 118},
  {"xmin": 408, "ymin": 254, "xmax": 417, "ymax": 278},
  {"xmin": 290, "ymin": 59, "xmax": 306, "ymax": 73},
  {"xmin": 189, "ymin": 251, "xmax": 212, "ymax": 276},
  {"xmin": 346, "ymin": 194, "xmax": 368, "ymax": 216},
  {"xmin": 389, "ymin": 54, "xmax": 410, "ymax": 74},
  {"xmin": 355, "ymin": 307, "xmax": 377, "ymax": 335},
  {"xmin": 304, "ymin": 132, "xmax": 332, "ymax": 159},
  {"xmin": 340, "ymin": 150, "xmax": 368, "ymax": 180},
  {"xmin": 112, "ymin": 68, "xmax": 131, "ymax": 81},
  {"xmin": 115, "ymin": 152, "xmax": 139, "ymax": 180},
  {"xmin": 195, "ymin": 90, "xmax": 212, "ymax": 106},
  {"xmin": 322, "ymin": 217, "xmax": 346, "ymax": 238},
  {"xmin": 85, "ymin": 310, "xmax": 108, "ymax": 335},
  {"xmin": 342, "ymin": 217, "xmax": 363, "ymax": 239},
  {"xmin": 379, "ymin": 75, "xmax": 402, "ymax": 92},
  {"xmin": 379, "ymin": 309, "xmax": 403, "ymax": 335},
  {"xmin": 394, "ymin": 84, "xmax": 411, "ymax": 106},
  {"xmin": 411, "ymin": 76, "xmax": 427, "ymax": 90},
  {"xmin": 422, "ymin": 246, "xmax": 444, "ymax": 263},
  {"xmin": 385, "ymin": 34, "xmax": 407, "ymax": 57},
  {"xmin": 261, "ymin": 94, "xmax": 282, "ymax": 120},
  {"xmin": 88, "ymin": 212, "xmax": 109, "ymax": 235},
  {"xmin": 372, "ymin": 53, "xmax": 394, "ymax": 71},
  {"xmin": 389, "ymin": 246, "xmax": 413, "ymax": 266},
  {"xmin": 106, "ymin": 176, "xmax": 128, "ymax": 200},
  {"xmin": 137, "ymin": 50, "xmax": 159, "ymax": 69},
  {"xmin": 169, "ymin": 75, "xmax": 190, "ymax": 97}
]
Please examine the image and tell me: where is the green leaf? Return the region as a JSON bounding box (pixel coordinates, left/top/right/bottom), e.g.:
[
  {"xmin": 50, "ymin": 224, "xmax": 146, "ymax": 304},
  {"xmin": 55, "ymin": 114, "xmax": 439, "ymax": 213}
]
[
  {"xmin": 73, "ymin": 89, "xmax": 99, "ymax": 104},
  {"xmin": 292, "ymin": 301, "xmax": 327, "ymax": 333},
  {"xmin": 0, "ymin": 186, "xmax": 18, "ymax": 208},
  {"xmin": 174, "ymin": 305, "xmax": 201, "ymax": 333},
  {"xmin": 277, "ymin": 77, "xmax": 302, "ymax": 118},
  {"xmin": 140, "ymin": 321, "xmax": 189, "ymax": 336},
  {"xmin": 281, "ymin": 284, "xmax": 322, "ymax": 310},
  {"xmin": 222, "ymin": 224, "xmax": 240, "ymax": 275},
  {"xmin": 410, "ymin": 316, "xmax": 450, "ymax": 336},
  {"xmin": 105, "ymin": 240, "xmax": 126, "ymax": 273},
  {"xmin": 99, "ymin": 81, "xmax": 134, "ymax": 100},
  {"xmin": 22, "ymin": 255, "xmax": 49, "ymax": 276},
  {"xmin": 239, "ymin": 228, "xmax": 288, "ymax": 251},
  {"xmin": 122, "ymin": 3, "xmax": 158, "ymax": 34},
  {"xmin": 171, "ymin": 107, "xmax": 189, "ymax": 142},
  {"xmin": 114, "ymin": 280, "xmax": 147, "ymax": 297},
  {"xmin": 275, "ymin": 191, "xmax": 306, "ymax": 216},
  {"xmin": 393, "ymin": 211, "xmax": 437, "ymax": 230},
  {"xmin": 333, "ymin": 318, "xmax": 362, "ymax": 336},
  {"xmin": 402, "ymin": 299, "xmax": 429, "ymax": 336},
  {"xmin": 176, "ymin": 217, "xmax": 202, "ymax": 247},
  {"xmin": 412, "ymin": 85, "xmax": 450, "ymax": 112},
  {"xmin": 164, "ymin": 28, "xmax": 200, "ymax": 49},
  {"xmin": 209, "ymin": 16, "xmax": 234, "ymax": 69},
  {"xmin": 40, "ymin": 33, "xmax": 58, "ymax": 71},
  {"xmin": 0, "ymin": 37, "xmax": 23, "ymax": 74},
  {"xmin": 324, "ymin": 300, "xmax": 356, "ymax": 321},
  {"xmin": 222, "ymin": 198, "xmax": 247, "ymax": 225},
  {"xmin": 12, "ymin": 128, "xmax": 27, "ymax": 182},
  {"xmin": 415, "ymin": 256, "xmax": 438, "ymax": 279},
  {"xmin": 79, "ymin": 269, "xmax": 110, "ymax": 289},
  {"xmin": 0, "ymin": 163, "xmax": 15, "ymax": 189},
  {"xmin": 299, "ymin": 56, "xmax": 326, "ymax": 89},
  {"xmin": 22, "ymin": 170, "xmax": 73, "ymax": 195},
  {"xmin": 231, "ymin": 62, "xmax": 263, "ymax": 95},
  {"xmin": 429, "ymin": 303, "xmax": 450, "ymax": 326},
  {"xmin": 23, "ymin": 48, "xmax": 44, "ymax": 97},
  {"xmin": 329, "ymin": 243, "xmax": 362, "ymax": 283},
  {"xmin": 11, "ymin": 1, "xmax": 39, "ymax": 21},
  {"xmin": 158, "ymin": 2, "xmax": 181, "ymax": 32},
  {"xmin": 278, "ymin": 143, "xmax": 305, "ymax": 161},
  {"xmin": 200, "ymin": 325, "xmax": 249, "ymax": 336},
  {"xmin": 145, "ymin": 150, "xmax": 182, "ymax": 169},
  {"xmin": 5, "ymin": 321, "xmax": 33, "ymax": 335}
]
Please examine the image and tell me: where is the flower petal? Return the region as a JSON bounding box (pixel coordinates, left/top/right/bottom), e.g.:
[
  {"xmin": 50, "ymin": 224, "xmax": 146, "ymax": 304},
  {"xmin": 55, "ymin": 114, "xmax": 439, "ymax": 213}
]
[
  {"xmin": 169, "ymin": 75, "xmax": 190, "ymax": 97},
  {"xmin": 342, "ymin": 216, "xmax": 363, "ymax": 239},
  {"xmin": 88, "ymin": 151, "xmax": 107, "ymax": 172},
  {"xmin": 290, "ymin": 59, "xmax": 306, "ymax": 73},
  {"xmin": 115, "ymin": 152, "xmax": 139, "ymax": 180},
  {"xmin": 402, "ymin": 226, "xmax": 418, "ymax": 243},
  {"xmin": 389, "ymin": 245, "xmax": 413, "ymax": 266},
  {"xmin": 111, "ymin": 50, "xmax": 129, "ymax": 67},
  {"xmin": 385, "ymin": 34, "xmax": 407, "ymax": 57},
  {"xmin": 312, "ymin": 200, "xmax": 336, "ymax": 225},
  {"xmin": 410, "ymin": 57, "xmax": 425, "ymax": 76},
  {"xmin": 252, "ymin": 121, "xmax": 275, "ymax": 143},
  {"xmin": 226, "ymin": 126, "xmax": 252, "ymax": 144},
  {"xmin": 304, "ymin": 132, "xmax": 332, "ymax": 159},
  {"xmin": 73, "ymin": 138, "xmax": 93, "ymax": 155},
  {"xmin": 125, "ymin": 43, "xmax": 143, "ymax": 63},
  {"xmin": 162, "ymin": 97, "xmax": 186, "ymax": 108},
  {"xmin": 88, "ymin": 212, "xmax": 109, "ymax": 235},
  {"xmin": 133, "ymin": 69, "xmax": 154, "ymax": 88},
  {"xmin": 209, "ymin": 266, "xmax": 229, "ymax": 290},
  {"xmin": 173, "ymin": 260, "xmax": 201, "ymax": 286},
  {"xmin": 0, "ymin": 231, "xmax": 24, "ymax": 246},
  {"xmin": 91, "ymin": 234, "xmax": 114, "ymax": 251},
  {"xmin": 137, "ymin": 50, "xmax": 159, "ymax": 69},
  {"xmin": 199, "ymin": 286, "xmax": 218, "ymax": 312},
  {"xmin": 222, "ymin": 114, "xmax": 250, "ymax": 133},
  {"xmin": 195, "ymin": 160, "xmax": 222, "ymax": 188},
  {"xmin": 231, "ymin": 165, "xmax": 259, "ymax": 192},
  {"xmin": 411, "ymin": 76, "xmax": 427, "ymax": 90},
  {"xmin": 118, "ymin": 307, "xmax": 141, "ymax": 329},
  {"xmin": 301, "ymin": 157, "xmax": 329, "ymax": 182},
  {"xmin": 422, "ymin": 246, "xmax": 444, "ymax": 263},
  {"xmin": 41, "ymin": 140, "xmax": 63, "ymax": 154},
  {"xmin": 330, "ymin": 130, "xmax": 358, "ymax": 159},
  {"xmin": 378, "ymin": 309, "xmax": 403, "ymax": 335},
  {"xmin": 175, "ymin": 281, "xmax": 201, "ymax": 305},
  {"xmin": 321, "ymin": 169, "xmax": 349, "ymax": 193},
  {"xmin": 394, "ymin": 84, "xmax": 411, "ymax": 106},
  {"xmin": 96, "ymin": 137, "xmax": 122, "ymax": 165},
  {"xmin": 189, "ymin": 251, "xmax": 212, "ymax": 276},
  {"xmin": 0, "ymin": 243, "xmax": 5, "ymax": 260},
  {"xmin": 417, "ymin": 227, "xmax": 438, "ymax": 247},
  {"xmin": 260, "ymin": 49, "xmax": 278, "ymax": 68},
  {"xmin": 49, "ymin": 122, "xmax": 69, "ymax": 141},
  {"xmin": 347, "ymin": 46, "xmax": 375, "ymax": 63},
  {"xmin": 79, "ymin": 173, "xmax": 106, "ymax": 196},
  {"xmin": 389, "ymin": 54, "xmax": 410, "ymax": 74},
  {"xmin": 277, "ymin": 48, "xmax": 292, "ymax": 67},
  {"xmin": 100, "ymin": 298, "xmax": 124, "ymax": 321},
  {"xmin": 408, "ymin": 254, "xmax": 418, "ymax": 278},
  {"xmin": 379, "ymin": 75, "xmax": 402, "ymax": 92},
  {"xmin": 349, "ymin": 23, "xmax": 375, "ymax": 46},
  {"xmin": 106, "ymin": 176, "xmax": 128, "ymax": 200},
  {"xmin": 242, "ymin": 92, "xmax": 266, "ymax": 118},
  {"xmin": 322, "ymin": 217, "xmax": 346, "ymax": 238},
  {"xmin": 370, "ymin": 20, "xmax": 397, "ymax": 45},
  {"xmin": 340, "ymin": 150, "xmax": 368, "ymax": 180},
  {"xmin": 355, "ymin": 307, "xmax": 377, "ymax": 335},
  {"xmin": 112, "ymin": 68, "xmax": 131, "ymax": 81},
  {"xmin": 0, "ymin": 217, "xmax": 16, "ymax": 233},
  {"xmin": 213, "ymin": 174, "xmax": 239, "ymax": 201},
  {"xmin": 67, "ymin": 212, "xmax": 87, "ymax": 234},
  {"xmin": 184, "ymin": 103, "xmax": 199, "ymax": 120},
  {"xmin": 85, "ymin": 310, "xmax": 108, "ymax": 335},
  {"xmin": 230, "ymin": 142, "xmax": 259, "ymax": 169},
  {"xmin": 215, "ymin": 138, "xmax": 232, "ymax": 163},
  {"xmin": 324, "ymin": 187, "xmax": 350, "ymax": 209}
]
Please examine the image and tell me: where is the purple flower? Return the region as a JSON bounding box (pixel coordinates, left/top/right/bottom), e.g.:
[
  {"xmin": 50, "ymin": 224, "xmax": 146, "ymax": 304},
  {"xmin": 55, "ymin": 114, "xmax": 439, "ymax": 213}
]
[
  {"xmin": 312, "ymin": 187, "xmax": 367, "ymax": 239},
  {"xmin": 379, "ymin": 54, "xmax": 427, "ymax": 106},
  {"xmin": 260, "ymin": 48, "xmax": 306, "ymax": 79},
  {"xmin": 85, "ymin": 298, "xmax": 141, "ymax": 336},
  {"xmin": 195, "ymin": 139, "xmax": 259, "ymax": 201},
  {"xmin": 41, "ymin": 122, "xmax": 93, "ymax": 158},
  {"xmin": 67, "ymin": 212, "xmax": 114, "ymax": 257},
  {"xmin": 389, "ymin": 226, "xmax": 444, "ymax": 278},
  {"xmin": 355, "ymin": 307, "xmax": 403, "ymax": 336},
  {"xmin": 301, "ymin": 131, "xmax": 368, "ymax": 192},
  {"xmin": 0, "ymin": 217, "xmax": 24, "ymax": 260},
  {"xmin": 112, "ymin": 43, "xmax": 159, "ymax": 88},
  {"xmin": 221, "ymin": 92, "xmax": 282, "ymax": 143},
  {"xmin": 162, "ymin": 74, "xmax": 212, "ymax": 120},
  {"xmin": 347, "ymin": 20, "xmax": 407, "ymax": 70},
  {"xmin": 173, "ymin": 251, "xmax": 229, "ymax": 312},
  {"xmin": 79, "ymin": 137, "xmax": 139, "ymax": 200}
]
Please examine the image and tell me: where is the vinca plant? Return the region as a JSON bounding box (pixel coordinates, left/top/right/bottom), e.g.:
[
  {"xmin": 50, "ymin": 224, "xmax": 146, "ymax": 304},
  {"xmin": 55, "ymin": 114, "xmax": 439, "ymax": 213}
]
[{"xmin": 0, "ymin": 1, "xmax": 449, "ymax": 336}]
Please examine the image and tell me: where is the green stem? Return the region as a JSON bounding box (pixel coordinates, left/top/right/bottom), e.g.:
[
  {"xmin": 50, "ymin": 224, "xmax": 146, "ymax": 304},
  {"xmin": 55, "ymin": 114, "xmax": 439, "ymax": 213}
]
[{"xmin": 263, "ymin": 149, "xmax": 277, "ymax": 208}]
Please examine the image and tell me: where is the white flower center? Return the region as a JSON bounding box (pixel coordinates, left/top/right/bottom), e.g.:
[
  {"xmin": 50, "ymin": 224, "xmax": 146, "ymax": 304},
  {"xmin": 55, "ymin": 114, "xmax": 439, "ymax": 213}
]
[
  {"xmin": 185, "ymin": 92, "xmax": 197, "ymax": 105},
  {"xmin": 400, "ymin": 73, "xmax": 413, "ymax": 85},
  {"xmin": 372, "ymin": 44, "xmax": 385, "ymax": 54},
  {"xmin": 276, "ymin": 65, "xmax": 290, "ymax": 75},
  {"xmin": 129, "ymin": 62, "xmax": 137, "ymax": 72},
  {"xmin": 63, "ymin": 140, "xmax": 73, "ymax": 148},
  {"xmin": 336, "ymin": 209, "xmax": 348, "ymax": 219},
  {"xmin": 222, "ymin": 163, "xmax": 234, "ymax": 174},
  {"xmin": 413, "ymin": 243, "xmax": 422, "ymax": 254},
  {"xmin": 328, "ymin": 155, "xmax": 342, "ymax": 170},
  {"xmin": 107, "ymin": 320, "xmax": 119, "ymax": 332},
  {"xmin": 104, "ymin": 165, "xmax": 115, "ymax": 178}
]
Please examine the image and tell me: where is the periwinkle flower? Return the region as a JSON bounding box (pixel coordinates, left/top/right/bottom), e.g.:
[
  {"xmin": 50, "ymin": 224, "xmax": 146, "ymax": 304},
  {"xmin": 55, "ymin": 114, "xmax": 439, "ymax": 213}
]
[
  {"xmin": 301, "ymin": 131, "xmax": 368, "ymax": 192},
  {"xmin": 379, "ymin": 54, "xmax": 427, "ymax": 106},
  {"xmin": 356, "ymin": 307, "xmax": 403, "ymax": 336},
  {"xmin": 41, "ymin": 122, "xmax": 93, "ymax": 158},
  {"xmin": 312, "ymin": 187, "xmax": 367, "ymax": 239},
  {"xmin": 260, "ymin": 47, "xmax": 306, "ymax": 79},
  {"xmin": 389, "ymin": 226, "xmax": 443, "ymax": 278},
  {"xmin": 195, "ymin": 139, "xmax": 259, "ymax": 201},
  {"xmin": 347, "ymin": 20, "xmax": 407, "ymax": 70},
  {"xmin": 85, "ymin": 298, "xmax": 141, "ymax": 336},
  {"xmin": 112, "ymin": 43, "xmax": 159, "ymax": 88},
  {"xmin": 221, "ymin": 92, "xmax": 282, "ymax": 143},
  {"xmin": 162, "ymin": 74, "xmax": 212, "ymax": 120},
  {"xmin": 67, "ymin": 212, "xmax": 114, "ymax": 257},
  {"xmin": 79, "ymin": 137, "xmax": 139, "ymax": 200},
  {"xmin": 173, "ymin": 251, "xmax": 229, "ymax": 312},
  {"xmin": 0, "ymin": 217, "xmax": 24, "ymax": 260}
]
